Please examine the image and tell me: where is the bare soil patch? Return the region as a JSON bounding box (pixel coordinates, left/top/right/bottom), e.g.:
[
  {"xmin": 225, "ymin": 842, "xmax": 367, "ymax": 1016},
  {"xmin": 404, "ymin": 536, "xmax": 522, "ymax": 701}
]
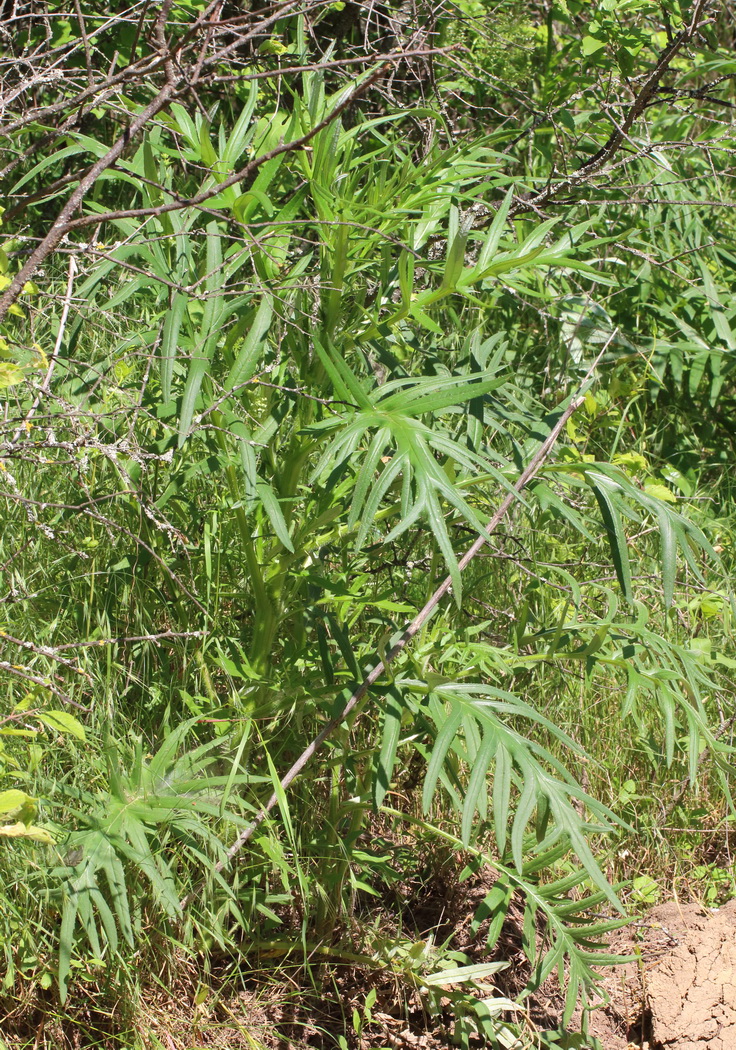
[{"xmin": 582, "ymin": 898, "xmax": 736, "ymax": 1050}]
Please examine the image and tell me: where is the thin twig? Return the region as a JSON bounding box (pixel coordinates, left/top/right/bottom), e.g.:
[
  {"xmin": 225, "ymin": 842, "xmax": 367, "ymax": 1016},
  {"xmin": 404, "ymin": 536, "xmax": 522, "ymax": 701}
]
[
  {"xmin": 0, "ymin": 629, "xmax": 91, "ymax": 677},
  {"xmin": 55, "ymin": 61, "xmax": 402, "ymax": 233},
  {"xmin": 71, "ymin": 0, "xmax": 94, "ymax": 88},
  {"xmin": 0, "ymin": 660, "xmax": 87, "ymax": 710},
  {"xmin": 54, "ymin": 630, "xmax": 206, "ymax": 650},
  {"xmin": 0, "ymin": 80, "xmax": 179, "ymax": 321}
]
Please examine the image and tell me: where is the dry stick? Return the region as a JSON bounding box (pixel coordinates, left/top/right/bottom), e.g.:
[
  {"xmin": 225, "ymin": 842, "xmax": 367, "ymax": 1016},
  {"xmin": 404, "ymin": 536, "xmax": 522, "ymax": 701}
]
[
  {"xmin": 71, "ymin": 0, "xmax": 94, "ymax": 88},
  {"xmin": 20, "ymin": 21, "xmax": 694, "ymax": 286},
  {"xmin": 0, "ymin": 0, "xmax": 228, "ymax": 138},
  {"xmin": 578, "ymin": 0, "xmax": 708, "ymax": 175},
  {"xmin": 0, "ymin": 2, "xmax": 344, "ymax": 141},
  {"xmin": 0, "ymin": 629, "xmax": 91, "ymax": 677},
  {"xmin": 179, "ymin": 390, "xmax": 586, "ymax": 910},
  {"xmin": 0, "ymin": 660, "xmax": 82, "ymax": 709},
  {"xmin": 0, "ymin": 52, "xmax": 167, "ymax": 139},
  {"xmin": 0, "ymin": 101, "xmax": 103, "ymax": 183},
  {"xmin": 53, "ymin": 629, "xmax": 206, "ymax": 650}
]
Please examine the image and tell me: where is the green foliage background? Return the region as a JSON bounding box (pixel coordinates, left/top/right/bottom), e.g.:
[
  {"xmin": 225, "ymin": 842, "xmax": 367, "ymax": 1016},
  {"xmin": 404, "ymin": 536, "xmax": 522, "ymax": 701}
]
[{"xmin": 1, "ymin": 1, "xmax": 735, "ymax": 1047}]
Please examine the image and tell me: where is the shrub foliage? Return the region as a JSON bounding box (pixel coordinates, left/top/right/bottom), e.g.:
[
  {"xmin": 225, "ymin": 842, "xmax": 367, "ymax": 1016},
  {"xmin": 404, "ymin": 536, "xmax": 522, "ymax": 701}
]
[{"xmin": 1, "ymin": 1, "xmax": 735, "ymax": 1045}]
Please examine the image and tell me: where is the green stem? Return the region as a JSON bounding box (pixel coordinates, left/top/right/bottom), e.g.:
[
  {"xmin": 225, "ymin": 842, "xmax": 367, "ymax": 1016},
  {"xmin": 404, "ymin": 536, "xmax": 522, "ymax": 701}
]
[{"xmin": 211, "ymin": 410, "xmax": 275, "ymax": 673}]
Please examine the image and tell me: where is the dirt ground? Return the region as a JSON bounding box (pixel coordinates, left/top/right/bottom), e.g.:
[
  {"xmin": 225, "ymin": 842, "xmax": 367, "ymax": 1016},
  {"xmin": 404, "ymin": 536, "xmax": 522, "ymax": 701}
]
[
  {"xmin": 135, "ymin": 898, "xmax": 736, "ymax": 1050},
  {"xmin": 583, "ymin": 898, "xmax": 736, "ymax": 1050},
  {"xmin": 4, "ymin": 898, "xmax": 735, "ymax": 1049}
]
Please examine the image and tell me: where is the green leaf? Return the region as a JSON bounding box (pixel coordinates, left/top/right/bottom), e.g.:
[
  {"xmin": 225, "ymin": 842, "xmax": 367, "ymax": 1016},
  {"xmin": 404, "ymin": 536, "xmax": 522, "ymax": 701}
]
[
  {"xmin": 256, "ymin": 480, "xmax": 294, "ymax": 552},
  {"xmin": 58, "ymin": 892, "xmax": 77, "ymax": 1002},
  {"xmin": 462, "ymin": 731, "xmax": 496, "ymax": 844},
  {"xmin": 377, "ymin": 371, "xmax": 508, "ymax": 416},
  {"xmin": 582, "ymin": 34, "xmax": 607, "ymax": 56},
  {"xmin": 588, "ymin": 475, "xmax": 632, "ymax": 601},
  {"xmin": 0, "ymin": 362, "xmax": 24, "ymax": 390},
  {"xmin": 423, "ymin": 961, "xmax": 508, "ymax": 986},
  {"xmin": 221, "ymin": 81, "xmax": 259, "ymax": 167},
  {"xmin": 656, "ymin": 510, "xmax": 677, "ymax": 611},
  {"xmin": 423, "ymin": 701, "xmax": 464, "ymax": 815},
  {"xmin": 225, "ymin": 295, "xmax": 273, "ymax": 392},
  {"xmin": 313, "ymin": 339, "xmax": 371, "ymax": 409},
  {"xmin": 9, "ymin": 141, "xmax": 107, "ymax": 196},
  {"xmin": 418, "ymin": 681, "xmax": 624, "ymax": 907},
  {"xmin": 643, "ymin": 482, "xmax": 676, "ymax": 504},
  {"xmin": 178, "ymin": 222, "xmax": 225, "ymax": 446},
  {"xmin": 441, "ymin": 206, "xmax": 468, "ymax": 290},
  {"xmin": 467, "ymin": 187, "xmax": 513, "ymax": 278},
  {"xmin": 375, "ymin": 688, "xmax": 403, "ymax": 809},
  {"xmin": 0, "ymin": 789, "xmax": 35, "ymax": 818},
  {"xmin": 38, "ymin": 710, "xmax": 86, "ymax": 741},
  {"xmin": 160, "ymin": 293, "xmax": 187, "ymax": 404}
]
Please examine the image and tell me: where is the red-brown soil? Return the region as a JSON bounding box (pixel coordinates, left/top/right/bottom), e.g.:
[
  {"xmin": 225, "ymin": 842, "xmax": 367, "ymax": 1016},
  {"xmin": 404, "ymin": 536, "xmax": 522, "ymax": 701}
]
[{"xmin": 584, "ymin": 898, "xmax": 736, "ymax": 1050}]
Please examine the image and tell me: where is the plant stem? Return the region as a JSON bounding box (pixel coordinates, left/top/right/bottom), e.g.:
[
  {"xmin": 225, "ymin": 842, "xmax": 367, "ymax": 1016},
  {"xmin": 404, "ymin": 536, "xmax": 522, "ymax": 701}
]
[{"xmin": 180, "ymin": 388, "xmax": 588, "ymax": 908}]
